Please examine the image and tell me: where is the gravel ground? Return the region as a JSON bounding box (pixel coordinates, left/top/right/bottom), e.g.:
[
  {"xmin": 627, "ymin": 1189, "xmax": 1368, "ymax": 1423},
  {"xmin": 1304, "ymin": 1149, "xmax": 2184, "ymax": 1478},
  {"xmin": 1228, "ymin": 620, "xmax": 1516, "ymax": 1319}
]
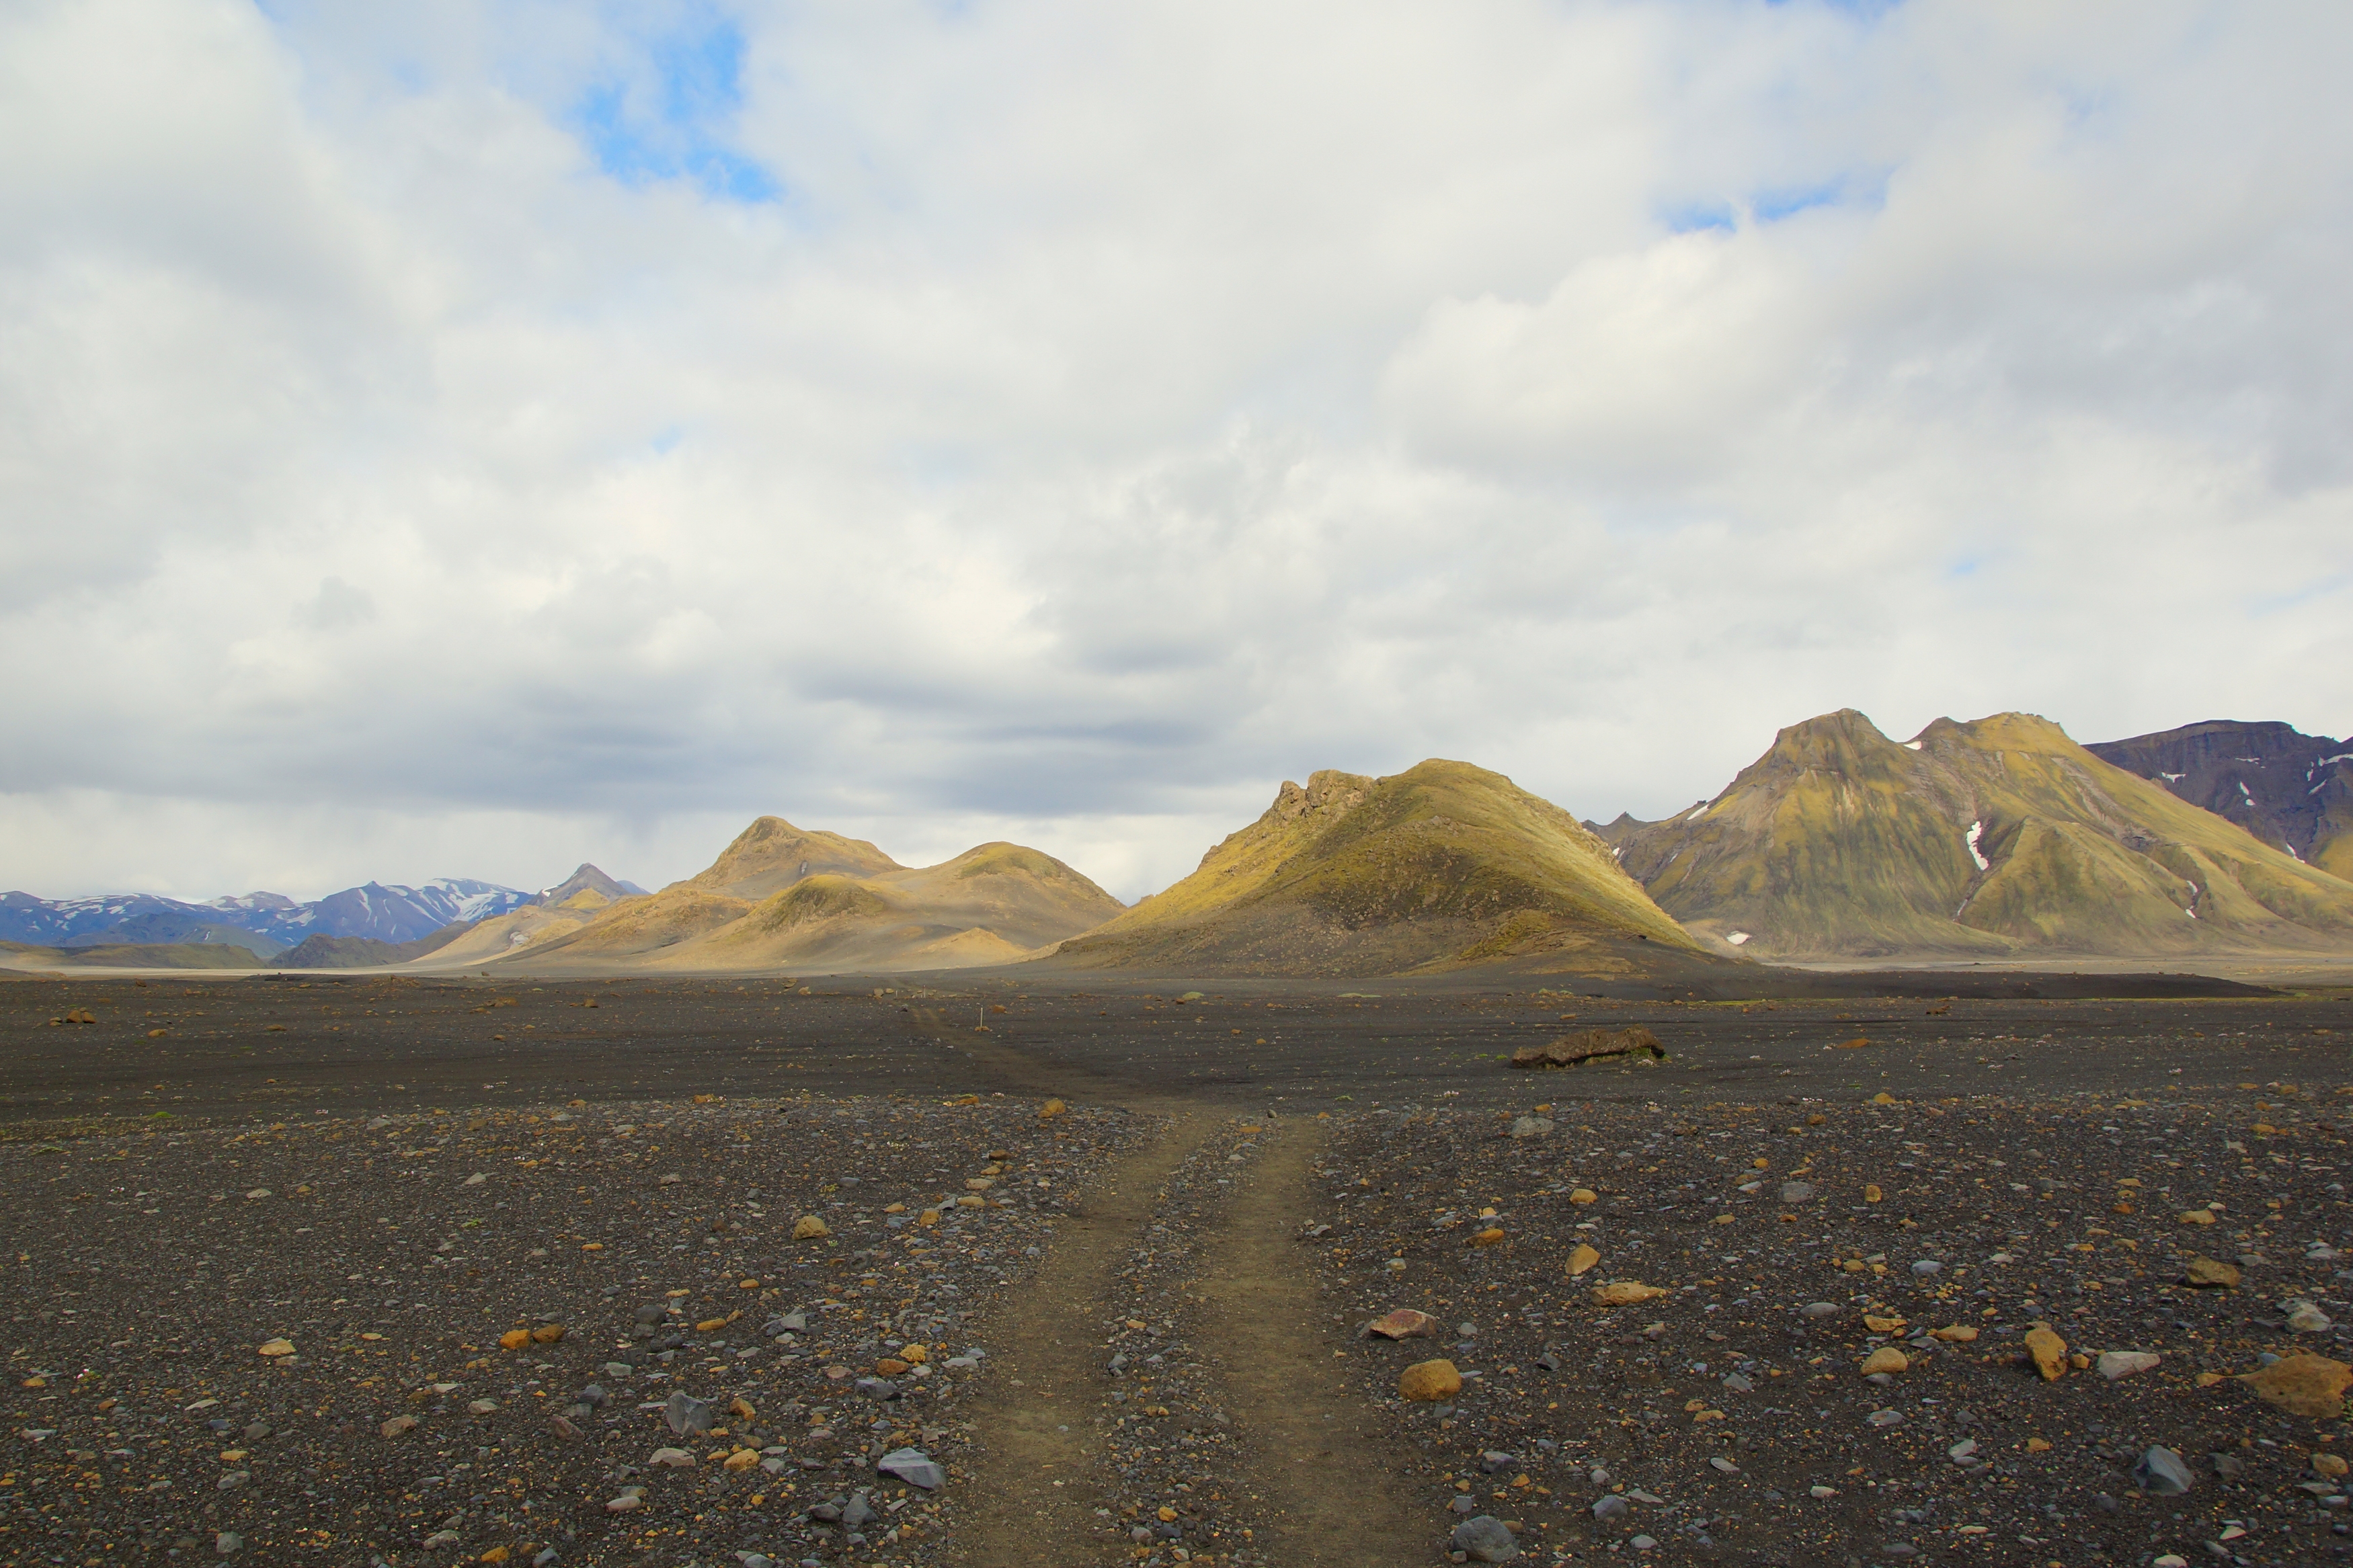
[
  {"xmin": 1311, "ymin": 1077, "xmax": 2353, "ymax": 1566},
  {"xmin": 1, "ymin": 1094, "xmax": 1139, "ymax": 1566}
]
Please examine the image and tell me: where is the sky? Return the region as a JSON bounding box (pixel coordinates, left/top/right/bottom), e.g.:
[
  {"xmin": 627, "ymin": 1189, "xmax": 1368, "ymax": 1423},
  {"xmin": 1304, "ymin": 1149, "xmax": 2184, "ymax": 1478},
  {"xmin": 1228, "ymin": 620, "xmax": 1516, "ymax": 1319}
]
[{"xmin": 2, "ymin": 0, "xmax": 2349, "ymax": 905}]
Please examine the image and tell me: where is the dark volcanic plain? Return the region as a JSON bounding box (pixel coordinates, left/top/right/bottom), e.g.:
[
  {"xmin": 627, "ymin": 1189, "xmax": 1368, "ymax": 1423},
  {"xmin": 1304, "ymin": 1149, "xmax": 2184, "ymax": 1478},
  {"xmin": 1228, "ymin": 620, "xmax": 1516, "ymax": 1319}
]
[{"xmin": 3, "ymin": 969, "xmax": 2351, "ymax": 1568}]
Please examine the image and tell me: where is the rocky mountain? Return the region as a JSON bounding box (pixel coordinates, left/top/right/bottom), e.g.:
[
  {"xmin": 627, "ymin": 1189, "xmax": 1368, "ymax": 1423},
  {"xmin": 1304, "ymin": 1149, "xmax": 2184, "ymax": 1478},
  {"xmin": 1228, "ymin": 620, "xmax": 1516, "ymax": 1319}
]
[
  {"xmin": 0, "ymin": 876, "xmax": 538, "ymax": 954},
  {"xmin": 2087, "ymin": 720, "xmax": 2353, "ymax": 879},
  {"xmin": 1042, "ymin": 760, "xmax": 1717, "ymax": 979},
  {"xmin": 1612, "ymin": 710, "xmax": 2353, "ymax": 960},
  {"xmin": 534, "ymin": 864, "xmax": 647, "ymax": 904},
  {"xmin": 487, "ymin": 818, "xmax": 1123, "ymax": 973}
]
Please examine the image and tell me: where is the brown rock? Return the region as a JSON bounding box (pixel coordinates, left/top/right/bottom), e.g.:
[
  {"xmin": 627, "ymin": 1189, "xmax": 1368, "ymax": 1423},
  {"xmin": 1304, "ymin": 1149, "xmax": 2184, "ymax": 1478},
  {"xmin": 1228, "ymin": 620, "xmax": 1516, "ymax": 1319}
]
[
  {"xmin": 1365, "ymin": 1309, "xmax": 1439, "ymax": 1340},
  {"xmin": 256, "ymin": 1338, "xmax": 294, "ymax": 1358},
  {"xmin": 1469, "ymin": 1227, "xmax": 1506, "ymax": 1247},
  {"xmin": 1039, "ymin": 1099, "xmax": 1067, "ymax": 1118},
  {"xmin": 1569, "ymin": 1188, "xmax": 1598, "ymax": 1205},
  {"xmin": 2178, "ymin": 1208, "xmax": 2217, "ymax": 1226},
  {"xmin": 1398, "ymin": 1360, "xmax": 1464, "ymax": 1402},
  {"xmin": 1592, "ymin": 1281, "xmax": 1667, "ymax": 1307},
  {"xmin": 2237, "ymin": 1354, "xmax": 2353, "ymax": 1418},
  {"xmin": 530, "ymin": 1323, "xmax": 565, "ymax": 1344},
  {"xmin": 1864, "ymin": 1314, "xmax": 1907, "ymax": 1334},
  {"xmin": 497, "ymin": 1329, "xmax": 531, "ymax": 1351},
  {"xmin": 2314, "ymin": 1453, "xmax": 2350, "ymax": 1479},
  {"xmin": 1509, "ymin": 1027, "xmax": 1666, "ymax": 1069},
  {"xmin": 381, "ymin": 1415, "xmax": 419, "ymax": 1438},
  {"xmin": 1860, "ymin": 1347, "xmax": 1909, "ymax": 1375},
  {"xmin": 793, "ymin": 1215, "xmax": 830, "ymax": 1240},
  {"xmin": 1566, "ymin": 1243, "xmax": 1600, "ymax": 1277},
  {"xmin": 2024, "ymin": 1324, "xmax": 2067, "ymax": 1382},
  {"xmin": 2186, "ymin": 1256, "xmax": 2241, "ymax": 1288},
  {"xmin": 1930, "ymin": 1325, "xmax": 1979, "ymax": 1344},
  {"xmin": 875, "ymin": 1358, "xmax": 910, "ymax": 1376}
]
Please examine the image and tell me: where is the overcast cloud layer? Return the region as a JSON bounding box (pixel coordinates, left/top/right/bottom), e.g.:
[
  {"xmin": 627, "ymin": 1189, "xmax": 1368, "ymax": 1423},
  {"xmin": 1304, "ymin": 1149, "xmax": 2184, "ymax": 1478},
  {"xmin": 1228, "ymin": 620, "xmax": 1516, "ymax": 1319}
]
[{"xmin": 3, "ymin": 0, "xmax": 2348, "ymax": 903}]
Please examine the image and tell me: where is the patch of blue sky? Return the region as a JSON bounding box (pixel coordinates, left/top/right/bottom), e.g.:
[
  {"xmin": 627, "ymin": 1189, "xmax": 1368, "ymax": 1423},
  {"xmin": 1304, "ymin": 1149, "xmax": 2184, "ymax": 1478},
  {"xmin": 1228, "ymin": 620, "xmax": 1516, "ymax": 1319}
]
[
  {"xmin": 571, "ymin": 14, "xmax": 780, "ymax": 204},
  {"xmin": 1664, "ymin": 200, "xmax": 1737, "ymax": 234},
  {"xmin": 1752, "ymin": 180, "xmax": 1847, "ymax": 223}
]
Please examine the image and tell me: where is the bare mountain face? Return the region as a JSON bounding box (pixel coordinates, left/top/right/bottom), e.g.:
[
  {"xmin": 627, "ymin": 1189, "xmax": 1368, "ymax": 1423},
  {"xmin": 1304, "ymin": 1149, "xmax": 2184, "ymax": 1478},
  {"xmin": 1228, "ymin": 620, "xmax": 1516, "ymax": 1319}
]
[
  {"xmin": 1042, "ymin": 759, "xmax": 1719, "ymax": 979},
  {"xmin": 2087, "ymin": 720, "xmax": 2353, "ymax": 880},
  {"xmin": 484, "ymin": 819, "xmax": 1123, "ymax": 973},
  {"xmin": 0, "ymin": 878, "xmax": 532, "ymax": 951},
  {"xmin": 1613, "ymin": 710, "xmax": 2353, "ymax": 960}
]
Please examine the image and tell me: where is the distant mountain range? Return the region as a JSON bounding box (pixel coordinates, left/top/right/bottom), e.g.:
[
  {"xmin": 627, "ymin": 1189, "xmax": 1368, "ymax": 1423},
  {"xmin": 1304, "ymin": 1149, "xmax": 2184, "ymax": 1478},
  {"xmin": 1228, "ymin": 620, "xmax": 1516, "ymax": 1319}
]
[
  {"xmin": 0, "ymin": 866, "xmax": 647, "ymax": 957},
  {"xmin": 1595, "ymin": 710, "xmax": 2353, "ymax": 960},
  {"xmin": 2087, "ymin": 720, "xmax": 2353, "ymax": 880}
]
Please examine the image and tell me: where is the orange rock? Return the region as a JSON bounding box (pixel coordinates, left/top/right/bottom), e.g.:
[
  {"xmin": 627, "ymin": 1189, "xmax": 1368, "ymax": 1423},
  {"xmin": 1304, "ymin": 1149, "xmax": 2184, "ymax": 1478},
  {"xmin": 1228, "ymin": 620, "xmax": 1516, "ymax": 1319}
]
[
  {"xmin": 2314, "ymin": 1453, "xmax": 2350, "ymax": 1479},
  {"xmin": 1863, "ymin": 1184, "xmax": 1883, "ymax": 1204},
  {"xmin": 875, "ymin": 1358, "xmax": 910, "ymax": 1376},
  {"xmin": 794, "ymin": 1215, "xmax": 831, "ymax": 1240},
  {"xmin": 1592, "ymin": 1281, "xmax": 1667, "ymax": 1307},
  {"xmin": 1931, "ymin": 1325, "xmax": 1979, "ymax": 1344},
  {"xmin": 1469, "ymin": 1227, "xmax": 1506, "ymax": 1248},
  {"xmin": 900, "ymin": 1344, "xmax": 928, "ymax": 1364},
  {"xmin": 530, "ymin": 1324, "xmax": 565, "ymax": 1345},
  {"xmin": 1859, "ymin": 1348, "xmax": 1909, "ymax": 1376},
  {"xmin": 2186, "ymin": 1256, "xmax": 2241, "ymax": 1288},
  {"xmin": 1365, "ymin": 1309, "xmax": 1439, "ymax": 1340},
  {"xmin": 2025, "ymin": 1438, "xmax": 2052, "ymax": 1452},
  {"xmin": 2024, "ymin": 1324, "xmax": 2067, "ymax": 1381},
  {"xmin": 1864, "ymin": 1314, "xmax": 1907, "ymax": 1334},
  {"xmin": 2237, "ymin": 1354, "xmax": 2353, "ymax": 1418},
  {"xmin": 1569, "ymin": 1189, "xmax": 1598, "ymax": 1205},
  {"xmin": 498, "ymin": 1329, "xmax": 531, "ymax": 1351},
  {"xmin": 1040, "ymin": 1099, "xmax": 1067, "ymax": 1118},
  {"xmin": 1566, "ymin": 1244, "xmax": 1600, "ymax": 1277},
  {"xmin": 2178, "ymin": 1208, "xmax": 2217, "ymax": 1226},
  {"xmin": 1398, "ymin": 1360, "xmax": 1464, "ymax": 1402}
]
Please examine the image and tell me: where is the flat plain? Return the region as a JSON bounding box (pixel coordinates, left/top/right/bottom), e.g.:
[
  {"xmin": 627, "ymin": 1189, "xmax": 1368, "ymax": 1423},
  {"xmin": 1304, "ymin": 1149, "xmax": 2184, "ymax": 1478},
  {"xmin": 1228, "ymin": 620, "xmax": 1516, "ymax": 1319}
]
[{"xmin": 3, "ymin": 971, "xmax": 2350, "ymax": 1568}]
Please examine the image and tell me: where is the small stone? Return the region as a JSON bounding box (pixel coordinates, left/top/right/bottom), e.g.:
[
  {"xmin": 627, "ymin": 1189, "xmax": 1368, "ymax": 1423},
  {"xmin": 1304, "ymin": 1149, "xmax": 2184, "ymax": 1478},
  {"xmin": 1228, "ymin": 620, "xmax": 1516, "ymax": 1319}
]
[
  {"xmin": 2237, "ymin": 1354, "xmax": 2353, "ymax": 1417},
  {"xmin": 1863, "ymin": 1313, "xmax": 1907, "ymax": 1334},
  {"xmin": 1039, "ymin": 1098, "xmax": 1066, "ymax": 1118},
  {"xmin": 605, "ymin": 1495, "xmax": 641, "ymax": 1514},
  {"xmin": 1863, "ymin": 1184, "xmax": 1883, "ymax": 1202},
  {"xmin": 1630, "ymin": 1536, "xmax": 1657, "ymax": 1552},
  {"xmin": 1930, "ymin": 1325, "xmax": 1978, "ymax": 1343},
  {"xmin": 2025, "ymin": 1438, "xmax": 2051, "ymax": 1452},
  {"xmin": 1808, "ymin": 1485, "xmax": 1837, "ymax": 1499},
  {"xmin": 841, "ymin": 1491, "xmax": 878, "ymax": 1528},
  {"xmin": 1469, "ymin": 1227, "xmax": 1506, "ymax": 1247},
  {"xmin": 1365, "ymin": 1309, "xmax": 1439, "ymax": 1339},
  {"xmin": 2186, "ymin": 1257, "xmax": 2241, "ymax": 1288},
  {"xmin": 1591, "ymin": 1495, "xmax": 1630, "ymax": 1520},
  {"xmin": 2133, "ymin": 1446, "xmax": 2194, "ymax": 1495},
  {"xmin": 1509, "ymin": 1116, "xmax": 1553, "ymax": 1139},
  {"xmin": 1450, "ymin": 1514, "xmax": 1519, "ymax": 1562},
  {"xmin": 1859, "ymin": 1348, "xmax": 1908, "ymax": 1376},
  {"xmin": 1866, "ymin": 1409, "xmax": 1903, "ymax": 1428},
  {"xmin": 1593, "ymin": 1281, "xmax": 1667, "ymax": 1307},
  {"xmin": 854, "ymin": 1376, "xmax": 900, "ymax": 1400},
  {"xmin": 467, "ymin": 1399, "xmax": 497, "ymax": 1415},
  {"xmin": 1800, "ymin": 1303, "xmax": 1841, "ymax": 1320},
  {"xmin": 2286, "ymin": 1300, "xmax": 2336, "ymax": 1333},
  {"xmin": 2097, "ymin": 1350, "xmax": 2160, "ymax": 1380},
  {"xmin": 1948, "ymin": 1440, "xmax": 1978, "ymax": 1462},
  {"xmin": 2151, "ymin": 1557, "xmax": 2189, "ymax": 1568},
  {"xmin": 1566, "ymin": 1243, "xmax": 1600, "ymax": 1277},
  {"xmin": 1709, "ymin": 1456, "xmax": 1740, "ymax": 1474},
  {"xmin": 530, "ymin": 1323, "xmax": 565, "ymax": 1345},
  {"xmin": 2024, "ymin": 1323, "xmax": 2068, "ymax": 1381},
  {"xmin": 878, "ymin": 1447, "xmax": 947, "ymax": 1489},
  {"xmin": 2179, "ymin": 1208, "xmax": 2217, "ymax": 1226},
  {"xmin": 1909, "ymin": 1260, "xmax": 1942, "ymax": 1278},
  {"xmin": 214, "ymin": 1534, "xmax": 242, "ymax": 1557},
  {"xmin": 2315, "ymin": 1452, "xmax": 2351, "ymax": 1479},
  {"xmin": 498, "ymin": 1329, "xmax": 531, "ymax": 1351},
  {"xmin": 666, "ymin": 1392, "xmax": 713, "ymax": 1435},
  {"xmin": 380, "ymin": 1415, "xmax": 419, "ymax": 1438},
  {"xmin": 1570, "ymin": 1188, "xmax": 1598, "ymax": 1205},
  {"xmin": 422, "ymin": 1530, "xmax": 460, "ymax": 1549},
  {"xmin": 1400, "ymin": 1360, "xmax": 1464, "ymax": 1402},
  {"xmin": 723, "ymin": 1448, "xmax": 761, "ymax": 1471},
  {"xmin": 1780, "ymin": 1182, "xmax": 1814, "ymax": 1204},
  {"xmin": 793, "ymin": 1216, "xmax": 830, "ymax": 1241},
  {"xmin": 649, "ymin": 1447, "xmax": 694, "ymax": 1467},
  {"xmin": 255, "ymin": 1338, "xmax": 294, "ymax": 1358}
]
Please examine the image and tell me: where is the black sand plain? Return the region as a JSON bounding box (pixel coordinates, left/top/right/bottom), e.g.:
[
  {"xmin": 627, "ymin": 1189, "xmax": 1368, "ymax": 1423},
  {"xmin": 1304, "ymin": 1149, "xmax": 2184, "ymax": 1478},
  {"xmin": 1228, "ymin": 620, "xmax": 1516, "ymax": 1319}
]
[{"xmin": 3, "ymin": 968, "xmax": 2350, "ymax": 1568}]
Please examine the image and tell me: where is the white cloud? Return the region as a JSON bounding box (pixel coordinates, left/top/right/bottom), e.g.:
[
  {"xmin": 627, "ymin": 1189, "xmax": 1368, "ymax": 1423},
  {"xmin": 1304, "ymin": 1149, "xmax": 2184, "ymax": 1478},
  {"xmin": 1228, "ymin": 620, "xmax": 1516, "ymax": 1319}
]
[{"xmin": 1, "ymin": 0, "xmax": 2348, "ymax": 904}]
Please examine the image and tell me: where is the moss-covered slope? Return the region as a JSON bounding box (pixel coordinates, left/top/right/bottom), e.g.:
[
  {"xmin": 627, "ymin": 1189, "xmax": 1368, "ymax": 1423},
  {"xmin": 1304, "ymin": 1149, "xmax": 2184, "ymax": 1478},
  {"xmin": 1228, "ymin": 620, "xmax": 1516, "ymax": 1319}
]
[
  {"xmin": 1043, "ymin": 760, "xmax": 1717, "ymax": 978},
  {"xmin": 1615, "ymin": 710, "xmax": 2353, "ymax": 960}
]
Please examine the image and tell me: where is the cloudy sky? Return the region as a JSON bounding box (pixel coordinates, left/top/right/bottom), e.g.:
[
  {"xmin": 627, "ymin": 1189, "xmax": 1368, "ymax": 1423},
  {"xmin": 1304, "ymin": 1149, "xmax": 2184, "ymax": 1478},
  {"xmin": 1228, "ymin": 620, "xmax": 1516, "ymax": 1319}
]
[{"xmin": 3, "ymin": 0, "xmax": 2348, "ymax": 904}]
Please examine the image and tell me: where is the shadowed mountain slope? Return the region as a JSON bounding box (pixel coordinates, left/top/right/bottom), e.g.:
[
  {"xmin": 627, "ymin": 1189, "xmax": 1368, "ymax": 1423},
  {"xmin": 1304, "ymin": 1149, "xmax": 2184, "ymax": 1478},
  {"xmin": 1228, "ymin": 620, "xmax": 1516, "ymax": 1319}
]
[
  {"xmin": 2087, "ymin": 720, "xmax": 2353, "ymax": 880},
  {"xmin": 1040, "ymin": 760, "xmax": 1718, "ymax": 979},
  {"xmin": 1613, "ymin": 710, "xmax": 2353, "ymax": 960}
]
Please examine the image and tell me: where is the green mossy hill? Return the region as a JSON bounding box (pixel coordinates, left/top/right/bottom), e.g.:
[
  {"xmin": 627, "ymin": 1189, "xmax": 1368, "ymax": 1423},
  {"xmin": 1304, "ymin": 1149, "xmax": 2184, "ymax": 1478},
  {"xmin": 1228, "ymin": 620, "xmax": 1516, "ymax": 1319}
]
[
  {"xmin": 686, "ymin": 815, "xmax": 902, "ymax": 900},
  {"xmin": 1615, "ymin": 709, "xmax": 2353, "ymax": 960},
  {"xmin": 490, "ymin": 818, "xmax": 1121, "ymax": 975},
  {"xmin": 1043, "ymin": 760, "xmax": 1715, "ymax": 979}
]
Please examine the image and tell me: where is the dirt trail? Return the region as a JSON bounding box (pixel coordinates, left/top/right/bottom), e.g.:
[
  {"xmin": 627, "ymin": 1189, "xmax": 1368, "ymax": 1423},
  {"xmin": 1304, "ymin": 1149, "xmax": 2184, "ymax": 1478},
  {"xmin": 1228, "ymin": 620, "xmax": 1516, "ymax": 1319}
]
[
  {"xmin": 922, "ymin": 1002, "xmax": 1431, "ymax": 1568},
  {"xmin": 1191, "ymin": 1120, "xmax": 1429, "ymax": 1568},
  {"xmin": 949, "ymin": 1108, "xmax": 1211, "ymax": 1568}
]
